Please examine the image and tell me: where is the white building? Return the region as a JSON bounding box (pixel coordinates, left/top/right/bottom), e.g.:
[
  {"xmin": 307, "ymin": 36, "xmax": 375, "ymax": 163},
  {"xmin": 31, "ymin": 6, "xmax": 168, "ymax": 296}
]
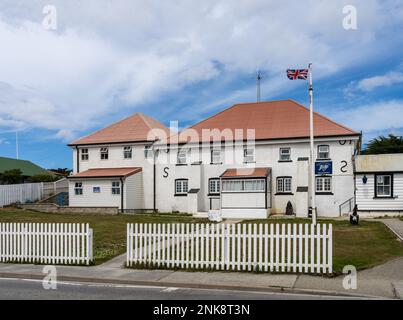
[
  {"xmin": 68, "ymin": 99, "xmax": 361, "ymax": 218},
  {"xmin": 355, "ymin": 153, "xmax": 403, "ymax": 216}
]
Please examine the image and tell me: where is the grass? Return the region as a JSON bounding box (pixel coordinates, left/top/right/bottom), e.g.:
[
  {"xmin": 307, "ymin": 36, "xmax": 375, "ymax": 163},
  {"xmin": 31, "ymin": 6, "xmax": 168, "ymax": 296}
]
[
  {"xmin": 0, "ymin": 208, "xmax": 208, "ymax": 265},
  {"xmin": 241, "ymin": 218, "xmax": 403, "ymax": 273}
]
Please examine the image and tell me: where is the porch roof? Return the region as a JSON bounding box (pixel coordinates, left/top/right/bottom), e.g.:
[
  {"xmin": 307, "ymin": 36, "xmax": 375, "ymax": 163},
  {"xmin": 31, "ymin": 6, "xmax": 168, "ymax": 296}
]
[
  {"xmin": 220, "ymin": 167, "xmax": 271, "ymax": 178},
  {"xmin": 69, "ymin": 167, "xmax": 142, "ymax": 179}
]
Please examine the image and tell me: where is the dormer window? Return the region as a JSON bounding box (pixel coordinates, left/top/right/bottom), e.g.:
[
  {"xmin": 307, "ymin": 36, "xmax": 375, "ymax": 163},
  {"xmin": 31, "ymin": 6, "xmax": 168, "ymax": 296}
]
[
  {"xmin": 318, "ymin": 145, "xmax": 330, "ymax": 159},
  {"xmin": 100, "ymin": 147, "xmax": 109, "ymax": 160},
  {"xmin": 81, "ymin": 148, "xmax": 89, "ymax": 161},
  {"xmin": 123, "ymin": 146, "xmax": 132, "ymax": 159}
]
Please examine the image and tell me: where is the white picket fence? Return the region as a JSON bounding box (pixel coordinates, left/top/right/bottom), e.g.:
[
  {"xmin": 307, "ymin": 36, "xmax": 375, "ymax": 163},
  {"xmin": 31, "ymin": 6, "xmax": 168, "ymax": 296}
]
[
  {"xmin": 0, "ymin": 183, "xmax": 43, "ymax": 207},
  {"xmin": 127, "ymin": 223, "xmax": 332, "ymax": 274},
  {"xmin": 0, "ymin": 223, "xmax": 93, "ymax": 265}
]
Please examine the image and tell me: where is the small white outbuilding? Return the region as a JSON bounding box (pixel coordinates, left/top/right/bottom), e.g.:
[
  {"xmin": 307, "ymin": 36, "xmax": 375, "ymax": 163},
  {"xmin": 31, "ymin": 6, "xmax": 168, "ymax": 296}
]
[{"xmin": 355, "ymin": 153, "xmax": 403, "ymax": 216}]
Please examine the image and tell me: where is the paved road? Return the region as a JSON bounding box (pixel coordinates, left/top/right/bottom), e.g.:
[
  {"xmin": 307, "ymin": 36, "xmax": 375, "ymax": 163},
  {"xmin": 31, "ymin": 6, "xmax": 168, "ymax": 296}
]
[{"xmin": 0, "ymin": 278, "xmax": 372, "ymax": 300}]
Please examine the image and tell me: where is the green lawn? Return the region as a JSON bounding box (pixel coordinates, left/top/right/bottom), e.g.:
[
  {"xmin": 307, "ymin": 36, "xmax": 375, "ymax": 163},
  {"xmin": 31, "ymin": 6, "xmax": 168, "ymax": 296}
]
[
  {"xmin": 0, "ymin": 208, "xmax": 208, "ymax": 264},
  {"xmin": 241, "ymin": 218, "xmax": 403, "ymax": 273}
]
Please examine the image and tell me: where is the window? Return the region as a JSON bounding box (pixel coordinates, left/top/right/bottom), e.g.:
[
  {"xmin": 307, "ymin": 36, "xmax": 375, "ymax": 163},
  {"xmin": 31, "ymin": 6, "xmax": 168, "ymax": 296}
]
[
  {"xmin": 244, "ymin": 148, "xmax": 255, "ymax": 163},
  {"xmin": 316, "ymin": 176, "xmax": 332, "ymax": 193},
  {"xmin": 100, "ymin": 147, "xmax": 109, "ymax": 160},
  {"xmin": 375, "ymin": 174, "xmax": 392, "ymax": 197},
  {"xmin": 211, "ymin": 149, "xmax": 221, "ymax": 164},
  {"xmin": 318, "ymin": 145, "xmax": 330, "ymax": 159},
  {"xmin": 209, "ymin": 178, "xmax": 220, "ymax": 194},
  {"xmin": 277, "ymin": 177, "xmax": 292, "ymax": 193},
  {"xmin": 81, "ymin": 148, "xmax": 89, "ymax": 161},
  {"xmin": 123, "ymin": 146, "xmax": 132, "ymax": 159},
  {"xmin": 222, "ymin": 179, "xmax": 265, "ymax": 192},
  {"xmin": 279, "ymin": 148, "xmax": 291, "ymax": 161},
  {"xmin": 177, "ymin": 149, "xmax": 187, "ymax": 164},
  {"xmin": 144, "ymin": 145, "xmax": 153, "ymax": 158},
  {"xmin": 93, "ymin": 187, "xmax": 100, "ymax": 193},
  {"xmin": 175, "ymin": 179, "xmax": 188, "ymax": 195},
  {"xmin": 74, "ymin": 182, "xmax": 83, "ymax": 195},
  {"xmin": 111, "ymin": 181, "xmax": 120, "ymax": 195}
]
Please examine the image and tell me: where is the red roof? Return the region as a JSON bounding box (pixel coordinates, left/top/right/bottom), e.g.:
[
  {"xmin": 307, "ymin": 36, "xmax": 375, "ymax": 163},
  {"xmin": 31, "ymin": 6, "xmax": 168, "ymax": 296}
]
[
  {"xmin": 221, "ymin": 167, "xmax": 271, "ymax": 178},
  {"xmin": 69, "ymin": 113, "xmax": 170, "ymax": 146},
  {"xmin": 69, "ymin": 167, "xmax": 142, "ymax": 178},
  {"xmin": 170, "ymin": 100, "xmax": 359, "ymax": 144}
]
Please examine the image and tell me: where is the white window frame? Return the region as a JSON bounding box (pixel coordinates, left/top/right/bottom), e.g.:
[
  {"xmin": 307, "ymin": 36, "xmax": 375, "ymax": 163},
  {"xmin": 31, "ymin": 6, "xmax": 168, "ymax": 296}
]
[
  {"xmin": 243, "ymin": 148, "xmax": 255, "ymax": 163},
  {"xmin": 279, "ymin": 147, "xmax": 291, "ymax": 161},
  {"xmin": 316, "ymin": 176, "xmax": 332, "ymax": 193},
  {"xmin": 100, "ymin": 147, "xmax": 109, "ymax": 160},
  {"xmin": 209, "ymin": 178, "xmax": 220, "ymax": 195},
  {"xmin": 276, "ymin": 177, "xmax": 292, "ymax": 193},
  {"xmin": 318, "ymin": 145, "xmax": 330, "ymax": 159},
  {"xmin": 175, "ymin": 179, "xmax": 188, "ymax": 195},
  {"xmin": 74, "ymin": 182, "xmax": 83, "ymax": 195},
  {"xmin": 177, "ymin": 149, "xmax": 187, "ymax": 165},
  {"xmin": 222, "ymin": 179, "xmax": 265, "ymax": 193},
  {"xmin": 375, "ymin": 174, "xmax": 392, "ymax": 197},
  {"xmin": 111, "ymin": 181, "xmax": 120, "ymax": 195},
  {"xmin": 144, "ymin": 145, "xmax": 153, "ymax": 158},
  {"xmin": 123, "ymin": 146, "xmax": 132, "ymax": 159},
  {"xmin": 81, "ymin": 148, "xmax": 89, "ymax": 161},
  {"xmin": 211, "ymin": 149, "xmax": 221, "ymax": 164}
]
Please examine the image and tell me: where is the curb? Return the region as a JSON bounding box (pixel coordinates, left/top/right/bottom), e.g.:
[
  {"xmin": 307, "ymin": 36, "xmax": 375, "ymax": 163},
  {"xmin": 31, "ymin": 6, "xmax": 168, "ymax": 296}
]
[{"xmin": 0, "ymin": 272, "xmax": 389, "ymax": 300}]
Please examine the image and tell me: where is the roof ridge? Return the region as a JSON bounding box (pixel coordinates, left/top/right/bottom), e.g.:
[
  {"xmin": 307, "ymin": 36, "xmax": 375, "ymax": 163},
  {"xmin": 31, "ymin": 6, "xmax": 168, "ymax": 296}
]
[{"xmin": 287, "ymin": 99, "xmax": 358, "ymax": 134}]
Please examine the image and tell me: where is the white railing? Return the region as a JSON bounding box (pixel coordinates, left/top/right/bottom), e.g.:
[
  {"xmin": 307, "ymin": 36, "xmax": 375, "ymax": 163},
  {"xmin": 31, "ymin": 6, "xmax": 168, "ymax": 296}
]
[
  {"xmin": 0, "ymin": 183, "xmax": 43, "ymax": 207},
  {"xmin": 42, "ymin": 178, "xmax": 69, "ymax": 198},
  {"xmin": 127, "ymin": 223, "xmax": 332, "ymax": 274},
  {"xmin": 0, "ymin": 223, "xmax": 93, "ymax": 265}
]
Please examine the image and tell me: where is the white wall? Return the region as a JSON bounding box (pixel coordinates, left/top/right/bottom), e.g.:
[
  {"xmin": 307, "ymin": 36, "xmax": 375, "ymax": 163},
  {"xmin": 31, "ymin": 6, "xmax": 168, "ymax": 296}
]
[
  {"xmin": 125, "ymin": 172, "xmax": 143, "ymax": 210},
  {"xmin": 69, "ymin": 178, "xmax": 121, "ymax": 208},
  {"xmin": 154, "ymin": 136, "xmax": 358, "ymax": 217},
  {"xmin": 356, "ymin": 173, "xmax": 403, "ymax": 212},
  {"xmin": 72, "ymin": 143, "xmax": 154, "ymax": 210}
]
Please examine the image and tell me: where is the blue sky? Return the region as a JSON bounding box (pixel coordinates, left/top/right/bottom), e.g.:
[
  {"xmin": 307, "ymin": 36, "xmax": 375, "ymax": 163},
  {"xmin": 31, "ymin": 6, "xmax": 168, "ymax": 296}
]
[{"xmin": 0, "ymin": 0, "xmax": 403, "ymax": 169}]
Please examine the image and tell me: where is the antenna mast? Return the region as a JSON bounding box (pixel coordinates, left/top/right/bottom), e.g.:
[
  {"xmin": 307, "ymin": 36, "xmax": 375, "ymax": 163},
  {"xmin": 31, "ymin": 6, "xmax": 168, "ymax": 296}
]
[
  {"xmin": 16, "ymin": 131, "xmax": 19, "ymax": 159},
  {"xmin": 256, "ymin": 70, "xmax": 262, "ymax": 102}
]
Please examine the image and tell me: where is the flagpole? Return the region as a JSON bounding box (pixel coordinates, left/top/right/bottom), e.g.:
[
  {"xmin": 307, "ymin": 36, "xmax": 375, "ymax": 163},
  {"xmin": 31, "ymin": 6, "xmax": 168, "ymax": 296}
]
[{"xmin": 309, "ymin": 63, "xmax": 317, "ymax": 226}]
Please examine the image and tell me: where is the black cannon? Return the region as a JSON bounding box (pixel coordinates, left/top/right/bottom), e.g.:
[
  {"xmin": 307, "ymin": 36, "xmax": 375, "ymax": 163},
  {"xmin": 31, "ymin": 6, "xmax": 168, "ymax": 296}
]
[{"xmin": 350, "ymin": 204, "xmax": 359, "ymax": 225}]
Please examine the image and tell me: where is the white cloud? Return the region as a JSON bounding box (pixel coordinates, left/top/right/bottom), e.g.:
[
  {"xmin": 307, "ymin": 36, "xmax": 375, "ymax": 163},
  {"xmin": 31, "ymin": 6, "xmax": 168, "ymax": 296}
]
[
  {"xmin": 327, "ymin": 100, "xmax": 403, "ymax": 141},
  {"xmin": 0, "ymin": 137, "xmax": 10, "ymax": 144},
  {"xmin": 354, "ymin": 71, "xmax": 403, "ymax": 91},
  {"xmin": 0, "ymin": 0, "xmax": 401, "ymax": 140}
]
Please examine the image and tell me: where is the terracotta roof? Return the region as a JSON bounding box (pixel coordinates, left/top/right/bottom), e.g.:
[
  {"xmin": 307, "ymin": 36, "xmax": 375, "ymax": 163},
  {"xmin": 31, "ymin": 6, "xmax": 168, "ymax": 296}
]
[
  {"xmin": 69, "ymin": 113, "xmax": 171, "ymax": 146},
  {"xmin": 169, "ymin": 100, "xmax": 359, "ymax": 144},
  {"xmin": 221, "ymin": 167, "xmax": 271, "ymax": 178},
  {"xmin": 69, "ymin": 167, "xmax": 142, "ymax": 178}
]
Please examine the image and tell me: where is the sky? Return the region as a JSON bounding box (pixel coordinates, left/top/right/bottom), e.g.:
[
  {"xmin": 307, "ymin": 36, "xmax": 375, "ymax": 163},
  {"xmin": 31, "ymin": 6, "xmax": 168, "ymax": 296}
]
[{"xmin": 0, "ymin": 0, "xmax": 403, "ymax": 169}]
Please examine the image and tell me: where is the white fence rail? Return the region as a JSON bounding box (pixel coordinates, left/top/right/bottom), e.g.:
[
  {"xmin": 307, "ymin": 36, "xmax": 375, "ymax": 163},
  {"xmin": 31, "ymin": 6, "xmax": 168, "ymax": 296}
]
[
  {"xmin": 0, "ymin": 183, "xmax": 43, "ymax": 207},
  {"xmin": 42, "ymin": 178, "xmax": 69, "ymax": 198},
  {"xmin": 127, "ymin": 223, "xmax": 332, "ymax": 274},
  {"xmin": 0, "ymin": 223, "xmax": 93, "ymax": 265}
]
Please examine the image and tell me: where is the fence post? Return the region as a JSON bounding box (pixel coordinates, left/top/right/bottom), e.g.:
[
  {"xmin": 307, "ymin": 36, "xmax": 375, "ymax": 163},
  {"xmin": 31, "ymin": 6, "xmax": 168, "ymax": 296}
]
[{"xmin": 328, "ymin": 224, "xmax": 333, "ymax": 273}]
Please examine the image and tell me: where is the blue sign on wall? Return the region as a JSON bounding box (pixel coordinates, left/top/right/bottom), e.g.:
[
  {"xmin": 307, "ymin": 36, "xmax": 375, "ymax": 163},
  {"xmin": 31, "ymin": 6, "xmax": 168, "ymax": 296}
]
[{"xmin": 315, "ymin": 161, "xmax": 332, "ymax": 174}]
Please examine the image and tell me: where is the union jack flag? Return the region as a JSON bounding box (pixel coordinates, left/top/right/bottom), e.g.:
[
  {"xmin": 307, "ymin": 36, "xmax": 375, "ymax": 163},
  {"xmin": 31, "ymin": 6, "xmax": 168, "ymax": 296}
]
[{"xmin": 286, "ymin": 69, "xmax": 309, "ymax": 80}]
